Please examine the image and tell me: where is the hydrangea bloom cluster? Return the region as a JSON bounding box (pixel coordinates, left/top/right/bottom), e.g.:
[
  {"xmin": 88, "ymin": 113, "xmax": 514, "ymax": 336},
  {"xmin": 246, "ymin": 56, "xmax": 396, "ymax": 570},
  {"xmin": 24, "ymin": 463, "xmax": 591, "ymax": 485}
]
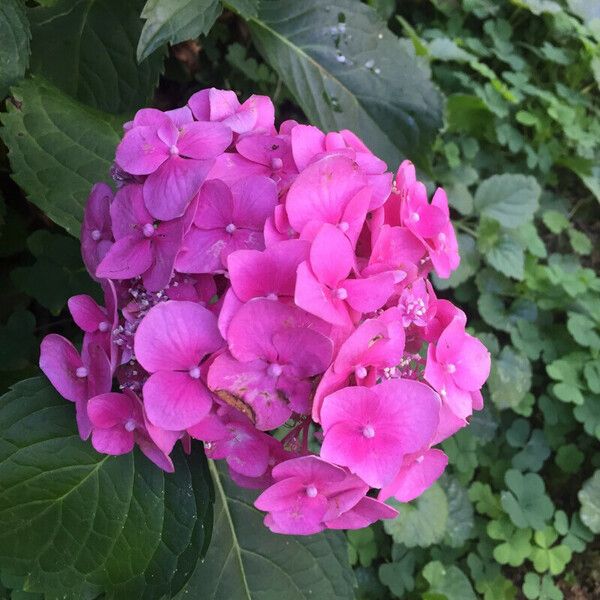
[{"xmin": 40, "ymin": 88, "xmax": 491, "ymax": 535}]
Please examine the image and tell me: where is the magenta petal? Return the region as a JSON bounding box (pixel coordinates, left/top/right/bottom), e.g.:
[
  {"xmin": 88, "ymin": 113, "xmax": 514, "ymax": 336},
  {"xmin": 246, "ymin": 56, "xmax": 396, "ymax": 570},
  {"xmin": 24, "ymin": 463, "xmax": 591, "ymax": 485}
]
[
  {"xmin": 81, "ymin": 183, "xmax": 113, "ymax": 279},
  {"xmin": 142, "ymin": 220, "xmax": 183, "ymax": 291},
  {"xmin": 344, "ymin": 271, "xmax": 396, "ymax": 313},
  {"xmin": 144, "ymin": 156, "xmax": 213, "ymax": 220},
  {"xmin": 230, "ymin": 175, "xmax": 278, "ymax": 229},
  {"xmin": 254, "ymin": 478, "xmax": 306, "ymax": 511},
  {"xmin": 136, "ymin": 434, "xmax": 175, "ymax": 472},
  {"xmin": 177, "ymin": 121, "xmax": 232, "ymax": 159},
  {"xmin": 39, "ymin": 334, "xmax": 85, "ymax": 402},
  {"xmin": 110, "ymin": 184, "xmax": 151, "ymax": 241},
  {"xmin": 378, "ymin": 449, "xmax": 448, "ymax": 503},
  {"xmin": 95, "ymin": 236, "xmax": 152, "ymax": 281},
  {"xmin": 116, "ymin": 126, "xmax": 167, "ymax": 175},
  {"xmin": 88, "ymin": 392, "xmax": 135, "ymax": 428},
  {"xmin": 175, "ymin": 227, "xmax": 228, "ymax": 274},
  {"xmin": 91, "ymin": 427, "xmax": 135, "ymax": 455},
  {"xmin": 309, "ymin": 223, "xmax": 354, "ymax": 288},
  {"xmin": 134, "ymin": 301, "xmax": 223, "ymax": 372},
  {"xmin": 143, "ymin": 370, "xmax": 213, "ymax": 430},
  {"xmin": 325, "ymin": 497, "xmax": 398, "ymax": 529},
  {"xmin": 291, "ymin": 125, "xmax": 325, "ymax": 171},
  {"xmin": 68, "ymin": 295, "xmax": 107, "ymax": 332}
]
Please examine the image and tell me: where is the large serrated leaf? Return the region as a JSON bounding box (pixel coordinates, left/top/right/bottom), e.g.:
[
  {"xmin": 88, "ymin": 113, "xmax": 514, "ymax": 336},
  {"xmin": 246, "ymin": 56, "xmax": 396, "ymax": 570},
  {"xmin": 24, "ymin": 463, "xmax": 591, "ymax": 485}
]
[
  {"xmin": 0, "ymin": 78, "xmax": 120, "ymax": 236},
  {"xmin": 247, "ymin": 0, "xmax": 443, "ymax": 168},
  {"xmin": 137, "ymin": 0, "xmax": 223, "ymax": 62},
  {"xmin": 0, "ymin": 0, "xmax": 30, "ymax": 99},
  {"xmin": 0, "ymin": 377, "xmax": 213, "ymax": 600},
  {"xmin": 176, "ymin": 461, "xmax": 356, "ymax": 599},
  {"xmin": 28, "ymin": 0, "xmax": 164, "ymax": 114}
]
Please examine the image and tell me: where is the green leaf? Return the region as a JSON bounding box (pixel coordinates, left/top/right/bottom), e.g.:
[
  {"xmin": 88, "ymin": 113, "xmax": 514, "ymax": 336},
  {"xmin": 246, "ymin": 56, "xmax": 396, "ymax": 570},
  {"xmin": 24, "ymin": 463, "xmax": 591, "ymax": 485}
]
[
  {"xmin": 578, "ymin": 470, "xmax": 600, "ymax": 534},
  {"xmin": 511, "ymin": 0, "xmax": 562, "ymax": 15},
  {"xmin": 0, "ymin": 311, "xmax": 36, "ymax": 372},
  {"xmin": 568, "ymin": 228, "xmax": 592, "ymax": 255},
  {"xmin": 567, "ymin": 312, "xmax": 600, "ymax": 349},
  {"xmin": 378, "ymin": 547, "xmax": 415, "ymax": 597},
  {"xmin": 555, "ymin": 444, "xmax": 584, "ymax": 474},
  {"xmin": 523, "ymin": 573, "xmax": 563, "ymax": 600},
  {"xmin": 422, "ymin": 561, "xmax": 476, "ymax": 600},
  {"xmin": 584, "ymin": 360, "xmax": 600, "ymax": 394},
  {"xmin": 428, "ymin": 38, "xmax": 474, "ymax": 62},
  {"xmin": 137, "ymin": 0, "xmax": 222, "ymax": 62},
  {"xmin": 347, "ymin": 528, "xmax": 378, "ymax": 567},
  {"xmin": 0, "ymin": 78, "xmax": 120, "ymax": 236},
  {"xmin": 247, "ymin": 0, "xmax": 444, "ymax": 168},
  {"xmin": 223, "ymin": 0, "xmax": 260, "ymax": 19},
  {"xmin": 28, "ymin": 0, "xmax": 164, "ymax": 114},
  {"xmin": 441, "ymin": 477, "xmax": 474, "ymax": 548},
  {"xmin": 487, "ymin": 518, "xmax": 532, "ymax": 567},
  {"xmin": 469, "ymin": 482, "xmax": 502, "ymax": 519},
  {"xmin": 488, "ymin": 346, "xmax": 532, "ymax": 411},
  {"xmin": 484, "ymin": 229, "xmax": 525, "ymax": 280},
  {"xmin": 0, "ymin": 0, "xmax": 30, "ymax": 98},
  {"xmin": 176, "ymin": 461, "xmax": 355, "ymax": 599},
  {"xmin": 530, "ymin": 527, "xmax": 572, "ymax": 575},
  {"xmin": 383, "ymin": 483, "xmax": 448, "ymax": 548},
  {"xmin": 446, "ymin": 93, "xmax": 495, "ymax": 136},
  {"xmin": 474, "ymin": 174, "xmax": 541, "ymax": 228},
  {"xmin": 501, "ymin": 469, "xmax": 554, "ymax": 531},
  {"xmin": 11, "ymin": 230, "xmax": 99, "ymax": 315},
  {"xmin": 573, "ymin": 394, "xmax": 600, "ymax": 439},
  {"xmin": 542, "ymin": 210, "xmax": 569, "ymax": 234},
  {"xmin": 0, "ymin": 377, "xmax": 213, "ymax": 599}
]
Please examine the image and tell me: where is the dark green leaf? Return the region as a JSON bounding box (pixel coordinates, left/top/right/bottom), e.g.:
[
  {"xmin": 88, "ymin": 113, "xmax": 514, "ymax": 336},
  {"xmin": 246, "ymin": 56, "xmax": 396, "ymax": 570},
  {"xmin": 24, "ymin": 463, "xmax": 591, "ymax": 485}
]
[
  {"xmin": 488, "ymin": 347, "xmax": 532, "ymax": 411},
  {"xmin": 422, "ymin": 561, "xmax": 476, "ymax": 600},
  {"xmin": 223, "ymin": 0, "xmax": 260, "ymax": 19},
  {"xmin": 500, "ymin": 469, "xmax": 554, "ymax": 530},
  {"xmin": 0, "ymin": 78, "xmax": 120, "ymax": 236},
  {"xmin": 0, "ymin": 311, "xmax": 36, "ymax": 372},
  {"xmin": 176, "ymin": 461, "xmax": 355, "ymax": 599},
  {"xmin": 29, "ymin": 0, "xmax": 164, "ymax": 113},
  {"xmin": 248, "ymin": 0, "xmax": 443, "ymax": 168},
  {"xmin": 0, "ymin": 377, "xmax": 213, "ymax": 599},
  {"xmin": 0, "ymin": 0, "xmax": 30, "ymax": 98},
  {"xmin": 137, "ymin": 0, "xmax": 222, "ymax": 62},
  {"xmin": 578, "ymin": 470, "xmax": 600, "ymax": 534}
]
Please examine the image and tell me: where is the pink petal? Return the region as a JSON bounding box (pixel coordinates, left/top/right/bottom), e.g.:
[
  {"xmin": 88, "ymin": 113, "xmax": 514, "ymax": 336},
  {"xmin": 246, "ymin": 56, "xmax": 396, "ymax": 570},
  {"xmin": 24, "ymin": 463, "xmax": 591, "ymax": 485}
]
[
  {"xmin": 134, "ymin": 301, "xmax": 223, "ymax": 372},
  {"xmin": 142, "ymin": 219, "xmax": 183, "ymax": 291},
  {"xmin": 326, "ymin": 496, "xmax": 398, "ymax": 529},
  {"xmin": 143, "ymin": 370, "xmax": 213, "ymax": 430},
  {"xmin": 231, "ymin": 175, "xmax": 278, "ymax": 229},
  {"xmin": 175, "ymin": 227, "xmax": 228, "ymax": 274},
  {"xmin": 193, "ymin": 178, "xmax": 234, "ymax": 229},
  {"xmin": 272, "ymin": 455, "xmax": 347, "ymax": 484},
  {"xmin": 272, "ymin": 328, "xmax": 333, "ymax": 376},
  {"xmin": 68, "ymin": 295, "xmax": 107, "ymax": 332},
  {"xmin": 39, "ymin": 334, "xmax": 85, "ymax": 402},
  {"xmin": 116, "ymin": 126, "xmax": 167, "ymax": 175},
  {"xmin": 290, "ymin": 124, "xmax": 325, "ymax": 171},
  {"xmin": 88, "ymin": 392, "xmax": 136, "ymax": 428},
  {"xmin": 110, "ymin": 184, "xmax": 151, "ymax": 240},
  {"xmin": 91, "ymin": 427, "xmax": 135, "ymax": 455},
  {"xmin": 309, "ymin": 223, "xmax": 354, "ymax": 288},
  {"xmin": 144, "ymin": 156, "xmax": 213, "ymax": 220},
  {"xmin": 295, "ymin": 261, "xmax": 352, "ymax": 327},
  {"xmin": 95, "ymin": 236, "xmax": 153, "ymax": 281},
  {"xmin": 81, "ymin": 183, "xmax": 113, "ymax": 279},
  {"xmin": 379, "ymin": 449, "xmax": 448, "ymax": 502},
  {"xmin": 177, "ymin": 121, "xmax": 232, "ymax": 159},
  {"xmin": 344, "ymin": 271, "xmax": 397, "ymax": 313}
]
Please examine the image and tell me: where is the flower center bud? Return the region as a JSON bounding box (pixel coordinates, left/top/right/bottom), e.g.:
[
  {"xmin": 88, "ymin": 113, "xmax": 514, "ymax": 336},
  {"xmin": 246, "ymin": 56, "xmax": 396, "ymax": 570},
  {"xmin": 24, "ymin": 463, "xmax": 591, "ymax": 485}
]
[
  {"xmin": 265, "ymin": 292, "xmax": 278, "ymax": 300},
  {"xmin": 124, "ymin": 418, "xmax": 136, "ymax": 432},
  {"xmin": 335, "ymin": 287, "xmax": 348, "ymax": 300},
  {"xmin": 267, "ymin": 363, "xmax": 283, "ymax": 378},
  {"xmin": 225, "ymin": 223, "xmax": 237, "ymax": 234},
  {"xmin": 440, "ymin": 387, "xmax": 447, "ymax": 397},
  {"xmin": 445, "ymin": 363, "xmax": 456, "ymax": 374},
  {"xmin": 76, "ymin": 366, "xmax": 88, "ymax": 378},
  {"xmin": 305, "ymin": 484, "xmax": 318, "ymax": 498},
  {"xmin": 188, "ymin": 366, "xmax": 201, "ymax": 379},
  {"xmin": 98, "ymin": 321, "xmax": 110, "ymax": 332},
  {"xmin": 270, "ymin": 157, "xmax": 283, "ymax": 170},
  {"xmin": 169, "ymin": 144, "xmax": 179, "ymax": 155},
  {"xmin": 338, "ymin": 221, "xmax": 349, "ymax": 232},
  {"xmin": 410, "ymin": 212, "xmax": 420, "ymax": 222},
  {"xmin": 362, "ymin": 424, "xmax": 375, "ymax": 439},
  {"xmin": 142, "ymin": 223, "xmax": 155, "ymax": 237},
  {"xmin": 355, "ymin": 365, "xmax": 367, "ymax": 380},
  {"xmin": 438, "ymin": 232, "xmax": 447, "ymax": 243},
  {"xmin": 91, "ymin": 229, "xmax": 102, "ymax": 241}
]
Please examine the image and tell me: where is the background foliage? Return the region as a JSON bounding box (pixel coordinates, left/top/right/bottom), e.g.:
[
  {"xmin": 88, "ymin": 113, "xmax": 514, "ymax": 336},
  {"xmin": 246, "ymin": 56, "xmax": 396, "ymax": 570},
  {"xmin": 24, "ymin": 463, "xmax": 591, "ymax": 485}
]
[{"xmin": 0, "ymin": 0, "xmax": 599, "ymax": 598}]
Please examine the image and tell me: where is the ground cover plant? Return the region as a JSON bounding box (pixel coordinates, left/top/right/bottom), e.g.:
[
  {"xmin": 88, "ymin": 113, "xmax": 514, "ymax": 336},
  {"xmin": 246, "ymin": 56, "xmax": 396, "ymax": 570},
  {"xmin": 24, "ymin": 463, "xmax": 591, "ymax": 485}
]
[{"xmin": 0, "ymin": 0, "xmax": 598, "ymax": 599}]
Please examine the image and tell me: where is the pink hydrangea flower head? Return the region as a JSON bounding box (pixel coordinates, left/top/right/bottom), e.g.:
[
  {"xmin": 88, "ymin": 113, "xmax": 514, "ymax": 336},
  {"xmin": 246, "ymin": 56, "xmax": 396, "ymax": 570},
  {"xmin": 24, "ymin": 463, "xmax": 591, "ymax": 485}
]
[
  {"xmin": 134, "ymin": 300, "xmax": 224, "ymax": 430},
  {"xmin": 319, "ymin": 380, "xmax": 440, "ymax": 488}
]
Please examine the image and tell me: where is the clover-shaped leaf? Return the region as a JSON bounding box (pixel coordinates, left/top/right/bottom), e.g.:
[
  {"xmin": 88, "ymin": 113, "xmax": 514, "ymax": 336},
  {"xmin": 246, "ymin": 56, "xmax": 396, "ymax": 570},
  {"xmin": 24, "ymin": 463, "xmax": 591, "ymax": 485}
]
[
  {"xmin": 573, "ymin": 394, "xmax": 600, "ymax": 440},
  {"xmin": 467, "ymin": 553, "xmax": 516, "ymax": 600},
  {"xmin": 562, "ymin": 513, "xmax": 593, "ymax": 554},
  {"xmin": 501, "ymin": 470, "xmax": 554, "ymax": 530},
  {"xmin": 578, "ymin": 470, "xmax": 600, "ymax": 534},
  {"xmin": 511, "ymin": 429, "xmax": 550, "ymax": 473},
  {"xmin": 348, "ymin": 528, "xmax": 378, "ymax": 567},
  {"xmin": 469, "ymin": 482, "xmax": 503, "ymax": 519},
  {"xmin": 487, "ymin": 517, "xmax": 532, "ymax": 567},
  {"xmin": 555, "ymin": 444, "xmax": 584, "ymax": 474},
  {"xmin": 530, "ymin": 526, "xmax": 572, "ymax": 575},
  {"xmin": 523, "ymin": 573, "xmax": 563, "ymax": 600},
  {"xmin": 441, "ymin": 476, "xmax": 474, "ymax": 547}
]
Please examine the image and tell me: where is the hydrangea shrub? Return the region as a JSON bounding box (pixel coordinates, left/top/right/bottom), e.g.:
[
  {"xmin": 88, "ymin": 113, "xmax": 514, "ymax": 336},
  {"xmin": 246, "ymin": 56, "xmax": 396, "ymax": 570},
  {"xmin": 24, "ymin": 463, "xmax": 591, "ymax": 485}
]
[{"xmin": 39, "ymin": 88, "xmax": 490, "ymax": 535}]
